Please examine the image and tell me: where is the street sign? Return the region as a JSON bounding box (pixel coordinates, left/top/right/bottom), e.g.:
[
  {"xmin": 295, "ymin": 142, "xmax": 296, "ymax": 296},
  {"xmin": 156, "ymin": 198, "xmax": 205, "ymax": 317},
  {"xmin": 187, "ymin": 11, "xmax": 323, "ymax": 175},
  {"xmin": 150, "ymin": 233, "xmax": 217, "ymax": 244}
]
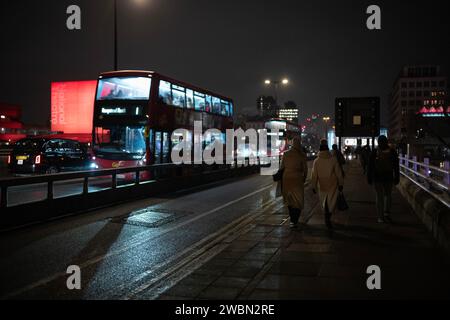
[{"xmin": 335, "ymin": 97, "xmax": 380, "ymax": 138}]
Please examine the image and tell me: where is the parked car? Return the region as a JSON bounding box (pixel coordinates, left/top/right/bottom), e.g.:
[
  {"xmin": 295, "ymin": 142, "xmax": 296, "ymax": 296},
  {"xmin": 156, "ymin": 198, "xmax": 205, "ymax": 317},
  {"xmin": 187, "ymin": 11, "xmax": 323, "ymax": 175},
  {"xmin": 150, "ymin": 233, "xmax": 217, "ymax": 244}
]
[{"xmin": 8, "ymin": 138, "xmax": 97, "ymax": 175}]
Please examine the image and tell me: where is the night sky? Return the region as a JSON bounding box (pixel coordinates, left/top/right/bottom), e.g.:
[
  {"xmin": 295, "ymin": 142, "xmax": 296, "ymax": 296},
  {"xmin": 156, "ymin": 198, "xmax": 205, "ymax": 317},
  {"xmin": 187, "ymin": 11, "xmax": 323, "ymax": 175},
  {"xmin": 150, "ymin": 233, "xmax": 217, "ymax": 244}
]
[{"xmin": 0, "ymin": 0, "xmax": 449, "ymax": 126}]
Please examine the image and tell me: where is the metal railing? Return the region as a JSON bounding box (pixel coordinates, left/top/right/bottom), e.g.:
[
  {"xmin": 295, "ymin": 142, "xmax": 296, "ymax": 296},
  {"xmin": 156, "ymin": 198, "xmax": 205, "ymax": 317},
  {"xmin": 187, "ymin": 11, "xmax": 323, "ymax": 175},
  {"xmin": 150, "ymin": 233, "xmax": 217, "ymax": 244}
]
[
  {"xmin": 399, "ymin": 155, "xmax": 450, "ymax": 209},
  {"xmin": 0, "ymin": 157, "xmax": 263, "ymax": 209}
]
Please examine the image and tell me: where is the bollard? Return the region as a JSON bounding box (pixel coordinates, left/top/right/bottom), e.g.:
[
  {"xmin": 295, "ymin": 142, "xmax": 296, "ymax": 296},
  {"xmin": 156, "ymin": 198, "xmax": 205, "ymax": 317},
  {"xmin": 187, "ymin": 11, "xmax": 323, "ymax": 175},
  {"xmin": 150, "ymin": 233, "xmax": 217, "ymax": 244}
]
[{"xmin": 424, "ymin": 158, "xmax": 430, "ymax": 177}]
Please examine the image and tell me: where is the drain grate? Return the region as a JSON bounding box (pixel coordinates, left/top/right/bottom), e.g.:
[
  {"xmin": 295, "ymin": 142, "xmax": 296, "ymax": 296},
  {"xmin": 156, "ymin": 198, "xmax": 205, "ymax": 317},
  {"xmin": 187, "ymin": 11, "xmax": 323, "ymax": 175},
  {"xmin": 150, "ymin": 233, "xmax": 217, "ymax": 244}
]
[{"xmin": 112, "ymin": 208, "xmax": 194, "ymax": 228}]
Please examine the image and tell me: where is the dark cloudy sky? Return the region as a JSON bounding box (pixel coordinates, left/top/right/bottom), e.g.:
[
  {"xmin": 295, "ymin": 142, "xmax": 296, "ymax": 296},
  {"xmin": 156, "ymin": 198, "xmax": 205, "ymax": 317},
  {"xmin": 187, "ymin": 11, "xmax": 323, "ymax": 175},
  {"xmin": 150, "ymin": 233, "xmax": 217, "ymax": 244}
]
[{"xmin": 0, "ymin": 0, "xmax": 449, "ymax": 126}]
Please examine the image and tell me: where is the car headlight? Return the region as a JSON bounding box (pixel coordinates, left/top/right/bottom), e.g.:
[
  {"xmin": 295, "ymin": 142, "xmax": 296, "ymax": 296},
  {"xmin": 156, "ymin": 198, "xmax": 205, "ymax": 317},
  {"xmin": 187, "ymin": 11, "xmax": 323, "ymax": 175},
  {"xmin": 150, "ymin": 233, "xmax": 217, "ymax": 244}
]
[{"xmin": 90, "ymin": 163, "xmax": 99, "ymax": 169}]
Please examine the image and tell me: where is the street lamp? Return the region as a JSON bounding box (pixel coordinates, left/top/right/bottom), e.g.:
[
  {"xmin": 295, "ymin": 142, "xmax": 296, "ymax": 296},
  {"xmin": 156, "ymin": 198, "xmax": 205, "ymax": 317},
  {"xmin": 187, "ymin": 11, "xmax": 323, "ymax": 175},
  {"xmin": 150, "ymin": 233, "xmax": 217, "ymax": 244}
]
[
  {"xmin": 114, "ymin": 0, "xmax": 118, "ymax": 71},
  {"xmin": 264, "ymin": 78, "xmax": 289, "ymax": 106},
  {"xmin": 113, "ymin": 0, "xmax": 147, "ymax": 71},
  {"xmin": 323, "ymin": 116, "xmax": 331, "ymax": 139}
]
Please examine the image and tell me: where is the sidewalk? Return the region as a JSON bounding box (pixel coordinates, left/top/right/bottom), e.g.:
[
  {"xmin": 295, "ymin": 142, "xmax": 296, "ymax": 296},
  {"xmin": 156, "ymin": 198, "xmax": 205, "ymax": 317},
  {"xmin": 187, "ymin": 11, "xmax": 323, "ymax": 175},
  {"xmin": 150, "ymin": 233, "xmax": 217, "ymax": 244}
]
[{"xmin": 156, "ymin": 161, "xmax": 450, "ymax": 300}]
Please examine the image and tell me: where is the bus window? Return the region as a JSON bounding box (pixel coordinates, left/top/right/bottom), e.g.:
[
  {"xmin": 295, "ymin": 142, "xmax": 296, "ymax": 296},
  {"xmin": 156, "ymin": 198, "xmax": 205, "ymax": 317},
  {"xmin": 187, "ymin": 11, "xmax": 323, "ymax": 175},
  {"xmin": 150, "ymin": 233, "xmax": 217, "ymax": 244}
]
[
  {"xmin": 172, "ymin": 131, "xmax": 184, "ymax": 148},
  {"xmin": 194, "ymin": 92, "xmax": 205, "ymax": 111},
  {"xmin": 186, "ymin": 89, "xmax": 194, "ymax": 109},
  {"xmin": 148, "ymin": 129, "xmax": 154, "ymax": 161},
  {"xmin": 229, "ymin": 102, "xmax": 234, "ymax": 116},
  {"xmin": 221, "ymin": 100, "xmax": 229, "ymax": 116},
  {"xmin": 162, "ymin": 132, "xmax": 170, "ymax": 163},
  {"xmin": 172, "ymin": 85, "xmax": 186, "ymax": 108},
  {"xmin": 212, "ymin": 97, "xmax": 221, "ymax": 114},
  {"xmin": 126, "ymin": 127, "xmax": 146, "ymax": 154},
  {"xmin": 205, "ymin": 95, "xmax": 212, "ymax": 113},
  {"xmin": 159, "ymin": 80, "xmax": 172, "ymax": 105},
  {"xmin": 97, "ymin": 77, "xmax": 151, "ymax": 101},
  {"xmin": 154, "ymin": 131, "xmax": 162, "ymax": 164}
]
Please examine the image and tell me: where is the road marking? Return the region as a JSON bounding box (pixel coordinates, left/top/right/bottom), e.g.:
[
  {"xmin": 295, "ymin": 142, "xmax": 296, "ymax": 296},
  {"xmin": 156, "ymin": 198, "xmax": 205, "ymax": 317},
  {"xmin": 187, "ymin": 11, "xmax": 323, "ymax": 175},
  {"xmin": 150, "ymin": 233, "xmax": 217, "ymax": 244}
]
[
  {"xmin": 123, "ymin": 199, "xmax": 282, "ymax": 300},
  {"xmin": 97, "ymin": 198, "xmax": 278, "ymax": 299},
  {"xmin": 1, "ymin": 183, "xmax": 274, "ymax": 299}
]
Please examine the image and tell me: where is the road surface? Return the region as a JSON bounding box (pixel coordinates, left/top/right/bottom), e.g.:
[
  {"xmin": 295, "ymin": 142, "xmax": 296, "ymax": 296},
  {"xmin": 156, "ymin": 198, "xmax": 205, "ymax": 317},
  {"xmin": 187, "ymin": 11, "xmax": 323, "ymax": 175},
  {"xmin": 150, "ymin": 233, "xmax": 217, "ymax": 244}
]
[{"xmin": 0, "ymin": 172, "xmax": 289, "ymax": 299}]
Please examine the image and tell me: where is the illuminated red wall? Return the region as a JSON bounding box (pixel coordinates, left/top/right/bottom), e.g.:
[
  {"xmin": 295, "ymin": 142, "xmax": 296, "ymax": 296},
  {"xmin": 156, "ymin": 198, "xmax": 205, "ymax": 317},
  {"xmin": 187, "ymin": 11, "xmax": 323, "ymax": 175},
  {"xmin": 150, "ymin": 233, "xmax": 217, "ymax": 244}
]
[{"xmin": 51, "ymin": 81, "xmax": 97, "ymax": 134}]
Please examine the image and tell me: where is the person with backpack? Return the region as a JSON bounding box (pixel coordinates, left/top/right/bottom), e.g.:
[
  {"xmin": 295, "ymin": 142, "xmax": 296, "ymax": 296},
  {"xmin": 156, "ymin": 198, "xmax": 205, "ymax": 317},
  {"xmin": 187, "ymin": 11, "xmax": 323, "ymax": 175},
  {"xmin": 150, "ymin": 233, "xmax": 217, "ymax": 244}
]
[{"xmin": 367, "ymin": 135, "xmax": 400, "ymax": 223}]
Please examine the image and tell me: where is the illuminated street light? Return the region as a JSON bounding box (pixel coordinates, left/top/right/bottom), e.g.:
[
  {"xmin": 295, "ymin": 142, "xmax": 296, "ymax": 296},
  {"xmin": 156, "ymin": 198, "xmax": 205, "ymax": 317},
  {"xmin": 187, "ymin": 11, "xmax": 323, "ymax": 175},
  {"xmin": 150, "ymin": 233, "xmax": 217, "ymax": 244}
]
[
  {"xmin": 264, "ymin": 78, "xmax": 290, "ymax": 106},
  {"xmin": 323, "ymin": 116, "xmax": 331, "ymax": 139}
]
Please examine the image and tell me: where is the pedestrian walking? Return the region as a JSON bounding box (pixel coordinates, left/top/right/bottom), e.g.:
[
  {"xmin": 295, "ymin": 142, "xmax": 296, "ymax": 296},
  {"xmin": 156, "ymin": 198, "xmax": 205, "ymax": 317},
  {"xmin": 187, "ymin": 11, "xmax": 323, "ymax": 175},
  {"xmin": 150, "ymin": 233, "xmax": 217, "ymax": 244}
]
[
  {"xmin": 312, "ymin": 140, "xmax": 344, "ymax": 229},
  {"xmin": 280, "ymin": 137, "xmax": 308, "ymax": 228},
  {"xmin": 367, "ymin": 135, "xmax": 400, "ymax": 223},
  {"xmin": 360, "ymin": 145, "xmax": 371, "ymax": 174},
  {"xmin": 331, "ymin": 144, "xmax": 346, "ymax": 177}
]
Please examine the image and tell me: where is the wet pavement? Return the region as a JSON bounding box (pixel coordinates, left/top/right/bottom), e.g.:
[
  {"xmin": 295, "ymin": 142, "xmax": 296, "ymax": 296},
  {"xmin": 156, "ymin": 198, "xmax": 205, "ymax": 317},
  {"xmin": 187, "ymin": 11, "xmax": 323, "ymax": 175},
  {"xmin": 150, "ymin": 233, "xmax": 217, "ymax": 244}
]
[{"xmin": 154, "ymin": 162, "xmax": 450, "ymax": 300}]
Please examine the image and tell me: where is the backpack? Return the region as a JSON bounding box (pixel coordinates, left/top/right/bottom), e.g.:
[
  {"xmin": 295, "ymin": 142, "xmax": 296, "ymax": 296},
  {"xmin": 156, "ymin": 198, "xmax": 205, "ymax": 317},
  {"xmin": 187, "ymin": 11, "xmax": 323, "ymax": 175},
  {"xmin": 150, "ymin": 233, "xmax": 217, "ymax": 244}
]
[{"xmin": 374, "ymin": 148, "xmax": 393, "ymax": 178}]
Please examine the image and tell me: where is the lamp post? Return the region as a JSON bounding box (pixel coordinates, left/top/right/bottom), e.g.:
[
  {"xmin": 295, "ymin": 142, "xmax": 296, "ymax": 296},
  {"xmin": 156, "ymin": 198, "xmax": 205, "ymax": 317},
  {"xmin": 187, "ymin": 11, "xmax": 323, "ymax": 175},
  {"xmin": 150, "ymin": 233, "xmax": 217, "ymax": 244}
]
[
  {"xmin": 323, "ymin": 116, "xmax": 331, "ymax": 140},
  {"xmin": 113, "ymin": 0, "xmax": 146, "ymax": 71},
  {"xmin": 114, "ymin": 0, "xmax": 118, "ymax": 71},
  {"xmin": 264, "ymin": 78, "xmax": 289, "ymax": 106}
]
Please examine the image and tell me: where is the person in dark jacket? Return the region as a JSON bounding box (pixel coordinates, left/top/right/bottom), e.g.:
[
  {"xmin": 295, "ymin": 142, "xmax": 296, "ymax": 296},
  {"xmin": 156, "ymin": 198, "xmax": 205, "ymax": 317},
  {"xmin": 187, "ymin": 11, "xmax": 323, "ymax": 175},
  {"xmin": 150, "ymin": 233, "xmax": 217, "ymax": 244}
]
[
  {"xmin": 360, "ymin": 145, "xmax": 371, "ymax": 174},
  {"xmin": 331, "ymin": 144, "xmax": 346, "ymax": 177},
  {"xmin": 367, "ymin": 135, "xmax": 400, "ymax": 223}
]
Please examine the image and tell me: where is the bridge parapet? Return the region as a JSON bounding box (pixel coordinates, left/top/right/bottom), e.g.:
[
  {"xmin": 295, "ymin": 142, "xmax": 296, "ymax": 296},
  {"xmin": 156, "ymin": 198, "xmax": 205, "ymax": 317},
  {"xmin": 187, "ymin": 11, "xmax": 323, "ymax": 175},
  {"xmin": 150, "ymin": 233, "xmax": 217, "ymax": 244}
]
[{"xmin": 398, "ymin": 155, "xmax": 450, "ymax": 256}]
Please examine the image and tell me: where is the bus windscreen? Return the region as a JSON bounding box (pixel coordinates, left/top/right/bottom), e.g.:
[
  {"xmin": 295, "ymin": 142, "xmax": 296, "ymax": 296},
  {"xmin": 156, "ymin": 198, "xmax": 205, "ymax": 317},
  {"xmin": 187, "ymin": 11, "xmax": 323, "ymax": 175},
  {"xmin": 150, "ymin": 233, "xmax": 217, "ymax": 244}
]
[{"xmin": 96, "ymin": 77, "xmax": 151, "ymax": 101}]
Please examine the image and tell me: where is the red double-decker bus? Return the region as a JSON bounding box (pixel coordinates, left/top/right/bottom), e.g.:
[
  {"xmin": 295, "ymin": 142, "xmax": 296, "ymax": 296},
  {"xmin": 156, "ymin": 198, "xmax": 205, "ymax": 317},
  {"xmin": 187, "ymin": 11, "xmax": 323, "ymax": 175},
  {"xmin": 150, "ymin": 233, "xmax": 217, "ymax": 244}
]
[{"xmin": 92, "ymin": 70, "xmax": 234, "ymax": 169}]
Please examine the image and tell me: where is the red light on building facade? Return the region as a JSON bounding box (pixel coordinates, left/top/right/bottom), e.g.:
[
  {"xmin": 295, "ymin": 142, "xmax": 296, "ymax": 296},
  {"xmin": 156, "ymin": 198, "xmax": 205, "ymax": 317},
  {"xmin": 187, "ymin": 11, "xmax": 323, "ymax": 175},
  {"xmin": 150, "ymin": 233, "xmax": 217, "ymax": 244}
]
[
  {"xmin": 417, "ymin": 106, "xmax": 449, "ymax": 114},
  {"xmin": 417, "ymin": 106, "xmax": 450, "ymax": 117},
  {"xmin": 51, "ymin": 81, "xmax": 97, "ymax": 134}
]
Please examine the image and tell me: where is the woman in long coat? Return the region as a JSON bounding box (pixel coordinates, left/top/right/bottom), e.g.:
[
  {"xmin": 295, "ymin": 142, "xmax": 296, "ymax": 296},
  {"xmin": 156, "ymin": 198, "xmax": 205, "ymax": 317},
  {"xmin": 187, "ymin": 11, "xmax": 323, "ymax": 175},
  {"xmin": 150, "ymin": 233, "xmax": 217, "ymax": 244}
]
[
  {"xmin": 280, "ymin": 137, "xmax": 308, "ymax": 228},
  {"xmin": 311, "ymin": 141, "xmax": 344, "ymax": 229}
]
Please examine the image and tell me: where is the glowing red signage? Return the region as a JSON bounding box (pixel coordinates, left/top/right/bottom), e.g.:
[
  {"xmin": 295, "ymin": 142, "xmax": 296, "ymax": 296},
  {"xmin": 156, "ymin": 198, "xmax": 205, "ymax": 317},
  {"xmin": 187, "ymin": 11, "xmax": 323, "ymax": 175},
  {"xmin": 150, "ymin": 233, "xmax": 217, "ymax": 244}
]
[
  {"xmin": 417, "ymin": 106, "xmax": 450, "ymax": 117},
  {"xmin": 51, "ymin": 81, "xmax": 97, "ymax": 134}
]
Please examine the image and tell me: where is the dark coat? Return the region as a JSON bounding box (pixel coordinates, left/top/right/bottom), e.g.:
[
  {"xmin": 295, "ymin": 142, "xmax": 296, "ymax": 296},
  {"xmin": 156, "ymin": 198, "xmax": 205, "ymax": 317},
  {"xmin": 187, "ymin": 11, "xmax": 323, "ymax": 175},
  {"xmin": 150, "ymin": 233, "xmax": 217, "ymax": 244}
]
[{"xmin": 367, "ymin": 147, "xmax": 400, "ymax": 185}]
